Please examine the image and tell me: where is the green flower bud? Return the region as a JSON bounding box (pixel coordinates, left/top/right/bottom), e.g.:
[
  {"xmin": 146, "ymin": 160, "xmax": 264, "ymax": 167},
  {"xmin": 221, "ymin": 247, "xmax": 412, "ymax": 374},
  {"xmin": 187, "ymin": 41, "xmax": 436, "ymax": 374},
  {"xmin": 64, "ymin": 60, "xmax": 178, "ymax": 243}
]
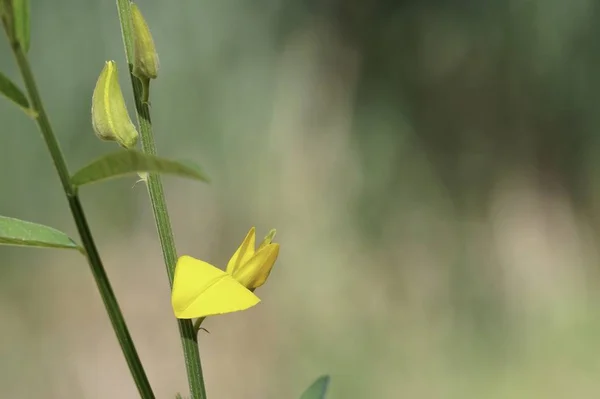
[
  {"xmin": 131, "ymin": 2, "xmax": 159, "ymax": 80},
  {"xmin": 91, "ymin": 61, "xmax": 139, "ymax": 149}
]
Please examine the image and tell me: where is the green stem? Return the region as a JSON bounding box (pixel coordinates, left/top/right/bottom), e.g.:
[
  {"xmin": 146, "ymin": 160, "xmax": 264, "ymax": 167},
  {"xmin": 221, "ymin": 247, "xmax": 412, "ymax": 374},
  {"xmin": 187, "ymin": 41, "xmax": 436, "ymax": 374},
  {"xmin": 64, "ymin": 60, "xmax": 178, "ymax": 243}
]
[
  {"xmin": 2, "ymin": 24, "xmax": 155, "ymax": 399},
  {"xmin": 115, "ymin": 1, "xmax": 207, "ymax": 398}
]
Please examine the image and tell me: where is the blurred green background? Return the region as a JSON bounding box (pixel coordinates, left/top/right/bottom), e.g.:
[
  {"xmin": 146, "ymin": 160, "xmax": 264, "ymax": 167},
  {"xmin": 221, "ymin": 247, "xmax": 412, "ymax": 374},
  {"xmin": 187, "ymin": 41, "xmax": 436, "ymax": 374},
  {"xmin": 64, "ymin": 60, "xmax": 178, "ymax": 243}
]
[{"xmin": 2, "ymin": 0, "xmax": 600, "ymax": 398}]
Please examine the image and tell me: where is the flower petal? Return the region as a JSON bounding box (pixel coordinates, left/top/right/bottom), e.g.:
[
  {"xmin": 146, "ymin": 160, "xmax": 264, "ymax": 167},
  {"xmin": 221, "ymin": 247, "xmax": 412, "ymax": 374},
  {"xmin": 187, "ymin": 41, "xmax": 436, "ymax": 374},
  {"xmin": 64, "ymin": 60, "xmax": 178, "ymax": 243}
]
[
  {"xmin": 172, "ymin": 255, "xmax": 260, "ymax": 319},
  {"xmin": 233, "ymin": 243, "xmax": 280, "ymax": 290},
  {"xmin": 225, "ymin": 227, "xmax": 256, "ymax": 275}
]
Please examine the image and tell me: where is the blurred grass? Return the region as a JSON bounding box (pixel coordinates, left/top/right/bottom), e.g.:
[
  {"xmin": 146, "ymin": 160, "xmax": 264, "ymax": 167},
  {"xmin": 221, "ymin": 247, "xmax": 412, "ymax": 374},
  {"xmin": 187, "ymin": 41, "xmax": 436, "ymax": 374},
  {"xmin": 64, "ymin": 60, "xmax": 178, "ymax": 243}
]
[{"xmin": 2, "ymin": 0, "xmax": 600, "ymax": 398}]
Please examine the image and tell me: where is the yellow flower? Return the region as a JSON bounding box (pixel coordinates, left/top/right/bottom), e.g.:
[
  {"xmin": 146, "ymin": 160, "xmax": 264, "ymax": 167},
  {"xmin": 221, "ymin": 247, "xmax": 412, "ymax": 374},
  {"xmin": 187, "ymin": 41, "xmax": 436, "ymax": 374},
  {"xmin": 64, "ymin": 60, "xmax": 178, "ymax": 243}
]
[{"xmin": 171, "ymin": 227, "xmax": 280, "ymax": 319}]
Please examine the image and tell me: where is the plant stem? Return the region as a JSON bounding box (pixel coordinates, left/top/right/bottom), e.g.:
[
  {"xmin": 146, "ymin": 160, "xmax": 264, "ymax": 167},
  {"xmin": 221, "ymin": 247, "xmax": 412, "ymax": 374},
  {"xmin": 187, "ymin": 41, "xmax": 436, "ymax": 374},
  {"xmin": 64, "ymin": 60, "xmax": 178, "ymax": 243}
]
[
  {"xmin": 2, "ymin": 25, "xmax": 155, "ymax": 399},
  {"xmin": 115, "ymin": 1, "xmax": 207, "ymax": 398}
]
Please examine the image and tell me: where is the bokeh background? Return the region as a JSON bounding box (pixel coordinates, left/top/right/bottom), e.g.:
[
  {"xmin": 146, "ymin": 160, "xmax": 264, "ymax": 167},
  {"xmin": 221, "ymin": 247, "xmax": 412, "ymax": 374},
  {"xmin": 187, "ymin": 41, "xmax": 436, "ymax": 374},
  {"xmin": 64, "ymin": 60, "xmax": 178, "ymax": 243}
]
[{"xmin": 2, "ymin": 0, "xmax": 600, "ymax": 398}]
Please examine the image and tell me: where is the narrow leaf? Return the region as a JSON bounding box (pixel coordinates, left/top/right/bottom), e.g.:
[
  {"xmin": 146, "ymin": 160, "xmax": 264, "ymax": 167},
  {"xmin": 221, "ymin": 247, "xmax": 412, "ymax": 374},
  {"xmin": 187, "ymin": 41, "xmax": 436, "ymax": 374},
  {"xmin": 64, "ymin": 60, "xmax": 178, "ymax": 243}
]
[
  {"xmin": 71, "ymin": 150, "xmax": 209, "ymax": 187},
  {"xmin": 300, "ymin": 375, "xmax": 331, "ymax": 399},
  {"xmin": 0, "ymin": 70, "xmax": 36, "ymax": 116},
  {"xmin": 0, "ymin": 215, "xmax": 81, "ymax": 250},
  {"xmin": 12, "ymin": 0, "xmax": 30, "ymax": 52}
]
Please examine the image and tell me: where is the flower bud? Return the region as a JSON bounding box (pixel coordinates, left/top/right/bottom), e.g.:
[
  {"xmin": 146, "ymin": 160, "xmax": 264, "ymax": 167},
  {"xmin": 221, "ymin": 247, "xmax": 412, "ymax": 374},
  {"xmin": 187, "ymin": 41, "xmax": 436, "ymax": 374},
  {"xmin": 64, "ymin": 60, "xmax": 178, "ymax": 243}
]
[
  {"xmin": 131, "ymin": 2, "xmax": 159, "ymax": 80},
  {"xmin": 91, "ymin": 61, "xmax": 139, "ymax": 149}
]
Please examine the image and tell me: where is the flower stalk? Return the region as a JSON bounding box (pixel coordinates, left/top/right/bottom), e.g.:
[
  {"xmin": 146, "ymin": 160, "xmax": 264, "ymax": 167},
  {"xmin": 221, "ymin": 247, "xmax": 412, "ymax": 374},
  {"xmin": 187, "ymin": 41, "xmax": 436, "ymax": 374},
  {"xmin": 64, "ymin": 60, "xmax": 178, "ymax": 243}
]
[{"xmin": 114, "ymin": 1, "xmax": 207, "ymax": 398}]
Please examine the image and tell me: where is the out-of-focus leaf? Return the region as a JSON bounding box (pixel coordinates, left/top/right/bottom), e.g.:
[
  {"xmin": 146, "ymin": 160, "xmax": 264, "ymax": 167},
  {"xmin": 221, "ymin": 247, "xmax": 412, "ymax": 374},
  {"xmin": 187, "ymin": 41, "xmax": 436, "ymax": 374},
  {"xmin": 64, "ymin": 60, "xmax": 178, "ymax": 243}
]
[
  {"xmin": 12, "ymin": 0, "xmax": 29, "ymax": 52},
  {"xmin": 299, "ymin": 375, "xmax": 331, "ymax": 399},
  {"xmin": 71, "ymin": 150, "xmax": 209, "ymax": 187},
  {"xmin": 0, "ymin": 70, "xmax": 36, "ymax": 116},
  {"xmin": 0, "ymin": 0, "xmax": 15, "ymax": 38},
  {"xmin": 0, "ymin": 215, "xmax": 81, "ymax": 251}
]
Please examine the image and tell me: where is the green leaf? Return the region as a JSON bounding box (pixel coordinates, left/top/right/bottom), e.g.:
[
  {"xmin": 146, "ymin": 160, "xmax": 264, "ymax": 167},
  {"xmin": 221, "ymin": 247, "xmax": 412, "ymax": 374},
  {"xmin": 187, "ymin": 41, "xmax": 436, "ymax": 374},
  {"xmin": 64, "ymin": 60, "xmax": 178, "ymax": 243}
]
[
  {"xmin": 12, "ymin": 0, "xmax": 29, "ymax": 52},
  {"xmin": 0, "ymin": 215, "xmax": 81, "ymax": 251},
  {"xmin": 0, "ymin": 70, "xmax": 36, "ymax": 116},
  {"xmin": 300, "ymin": 375, "xmax": 331, "ymax": 399},
  {"xmin": 71, "ymin": 150, "xmax": 209, "ymax": 187}
]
